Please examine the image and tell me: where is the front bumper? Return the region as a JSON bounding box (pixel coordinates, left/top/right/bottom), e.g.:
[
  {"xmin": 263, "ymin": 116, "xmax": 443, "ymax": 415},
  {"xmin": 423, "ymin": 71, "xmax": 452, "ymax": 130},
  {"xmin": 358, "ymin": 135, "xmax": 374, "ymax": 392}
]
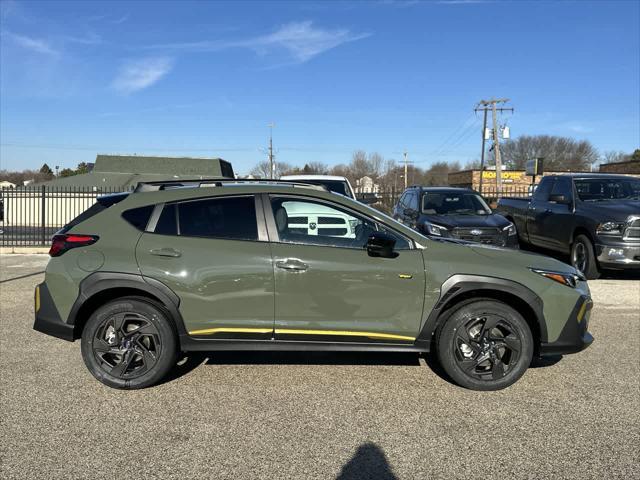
[
  {"xmin": 539, "ymin": 295, "xmax": 594, "ymax": 357},
  {"xmin": 33, "ymin": 282, "xmax": 75, "ymax": 341},
  {"xmin": 596, "ymin": 242, "xmax": 640, "ymax": 269}
]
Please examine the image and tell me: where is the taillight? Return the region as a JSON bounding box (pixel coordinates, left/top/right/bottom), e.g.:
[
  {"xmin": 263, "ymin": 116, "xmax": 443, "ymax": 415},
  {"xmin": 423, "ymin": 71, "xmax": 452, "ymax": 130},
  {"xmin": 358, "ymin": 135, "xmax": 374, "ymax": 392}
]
[{"xmin": 49, "ymin": 234, "xmax": 99, "ymax": 257}]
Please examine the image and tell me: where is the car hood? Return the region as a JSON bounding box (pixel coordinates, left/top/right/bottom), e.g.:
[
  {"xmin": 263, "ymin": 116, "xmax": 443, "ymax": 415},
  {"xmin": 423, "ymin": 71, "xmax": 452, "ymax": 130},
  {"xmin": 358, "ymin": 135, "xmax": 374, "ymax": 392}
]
[
  {"xmin": 579, "ymin": 200, "xmax": 640, "ymax": 221},
  {"xmin": 469, "ymin": 242, "xmax": 576, "ymax": 273},
  {"xmin": 423, "ymin": 213, "xmax": 510, "ymax": 229}
]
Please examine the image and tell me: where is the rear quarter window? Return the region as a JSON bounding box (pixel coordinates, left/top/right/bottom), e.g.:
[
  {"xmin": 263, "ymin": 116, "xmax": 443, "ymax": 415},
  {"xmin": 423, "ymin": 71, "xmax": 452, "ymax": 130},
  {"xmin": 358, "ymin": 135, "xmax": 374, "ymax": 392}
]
[{"xmin": 122, "ymin": 205, "xmax": 154, "ymax": 231}]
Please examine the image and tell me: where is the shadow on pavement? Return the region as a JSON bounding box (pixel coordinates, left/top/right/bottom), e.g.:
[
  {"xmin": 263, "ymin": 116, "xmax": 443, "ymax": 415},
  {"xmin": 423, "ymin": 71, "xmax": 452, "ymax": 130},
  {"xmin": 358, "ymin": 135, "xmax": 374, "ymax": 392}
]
[
  {"xmin": 336, "ymin": 443, "xmax": 398, "ymax": 480},
  {"xmin": 166, "ymin": 350, "xmax": 563, "ymax": 385},
  {"xmin": 203, "ymin": 351, "xmax": 421, "ymax": 366}
]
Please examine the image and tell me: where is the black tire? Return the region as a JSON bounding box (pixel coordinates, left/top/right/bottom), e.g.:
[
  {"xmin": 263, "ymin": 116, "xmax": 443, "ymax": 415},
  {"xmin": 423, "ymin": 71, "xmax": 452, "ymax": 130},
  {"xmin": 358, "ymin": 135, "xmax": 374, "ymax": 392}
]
[
  {"xmin": 81, "ymin": 297, "xmax": 177, "ymax": 389},
  {"xmin": 571, "ymin": 234, "xmax": 600, "ymax": 280},
  {"xmin": 436, "ymin": 300, "xmax": 534, "ymax": 391}
]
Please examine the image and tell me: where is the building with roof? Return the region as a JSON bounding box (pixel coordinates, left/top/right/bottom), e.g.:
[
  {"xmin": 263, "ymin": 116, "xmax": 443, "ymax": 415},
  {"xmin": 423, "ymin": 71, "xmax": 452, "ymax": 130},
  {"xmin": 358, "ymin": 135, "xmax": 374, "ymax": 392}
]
[{"xmin": 38, "ymin": 154, "xmax": 235, "ymax": 190}]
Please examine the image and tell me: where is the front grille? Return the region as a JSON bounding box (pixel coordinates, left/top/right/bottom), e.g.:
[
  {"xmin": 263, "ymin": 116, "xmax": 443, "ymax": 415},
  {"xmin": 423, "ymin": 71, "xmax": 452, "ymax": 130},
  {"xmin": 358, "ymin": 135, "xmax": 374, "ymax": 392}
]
[
  {"xmin": 624, "ymin": 217, "xmax": 640, "ymax": 240},
  {"xmin": 318, "ymin": 216, "xmax": 346, "ymax": 224},
  {"xmin": 451, "ymin": 227, "xmax": 505, "ymax": 246}
]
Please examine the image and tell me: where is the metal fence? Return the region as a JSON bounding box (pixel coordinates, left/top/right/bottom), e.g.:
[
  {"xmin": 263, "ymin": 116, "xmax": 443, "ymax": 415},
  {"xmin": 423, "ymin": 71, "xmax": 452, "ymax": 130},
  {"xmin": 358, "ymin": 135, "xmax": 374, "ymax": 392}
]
[{"xmin": 0, "ymin": 186, "xmax": 125, "ymax": 247}]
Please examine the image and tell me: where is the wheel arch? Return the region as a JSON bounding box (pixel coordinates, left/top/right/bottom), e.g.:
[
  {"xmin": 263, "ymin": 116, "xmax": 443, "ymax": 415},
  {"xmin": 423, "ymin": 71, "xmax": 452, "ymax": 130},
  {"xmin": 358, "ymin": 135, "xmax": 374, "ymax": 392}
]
[
  {"xmin": 68, "ymin": 272, "xmax": 187, "ymax": 340},
  {"xmin": 572, "ymin": 226, "xmax": 595, "ymax": 245},
  {"xmin": 416, "ymin": 274, "xmax": 547, "ymax": 354}
]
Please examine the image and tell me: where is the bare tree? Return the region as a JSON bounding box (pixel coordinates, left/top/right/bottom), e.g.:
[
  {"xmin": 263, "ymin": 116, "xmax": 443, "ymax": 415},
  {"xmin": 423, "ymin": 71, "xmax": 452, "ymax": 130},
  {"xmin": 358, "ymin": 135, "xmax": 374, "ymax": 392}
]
[
  {"xmin": 601, "ymin": 151, "xmax": 630, "ymax": 165},
  {"xmin": 501, "ymin": 135, "xmax": 599, "ymax": 171},
  {"xmin": 249, "ymin": 160, "xmax": 293, "ymax": 179}
]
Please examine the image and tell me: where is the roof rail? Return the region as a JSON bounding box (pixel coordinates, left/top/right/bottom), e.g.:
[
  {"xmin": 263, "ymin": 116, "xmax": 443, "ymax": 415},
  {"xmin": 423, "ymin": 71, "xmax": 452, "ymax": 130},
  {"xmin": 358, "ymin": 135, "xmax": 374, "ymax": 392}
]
[{"xmin": 133, "ymin": 178, "xmax": 329, "ymax": 193}]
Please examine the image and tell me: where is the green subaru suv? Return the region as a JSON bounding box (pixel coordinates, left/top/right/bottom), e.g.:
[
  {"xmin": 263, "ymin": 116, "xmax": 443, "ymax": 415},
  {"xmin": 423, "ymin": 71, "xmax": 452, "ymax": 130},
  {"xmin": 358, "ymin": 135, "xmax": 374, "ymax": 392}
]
[{"xmin": 33, "ymin": 180, "xmax": 593, "ymax": 390}]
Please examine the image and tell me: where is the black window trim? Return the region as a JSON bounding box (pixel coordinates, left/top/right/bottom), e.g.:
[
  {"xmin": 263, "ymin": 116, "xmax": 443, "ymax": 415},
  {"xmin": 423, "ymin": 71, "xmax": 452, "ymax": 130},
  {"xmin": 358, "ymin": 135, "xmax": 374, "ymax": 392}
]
[
  {"xmin": 146, "ymin": 194, "xmax": 267, "ymax": 242},
  {"xmin": 262, "ymin": 193, "xmax": 414, "ymax": 251}
]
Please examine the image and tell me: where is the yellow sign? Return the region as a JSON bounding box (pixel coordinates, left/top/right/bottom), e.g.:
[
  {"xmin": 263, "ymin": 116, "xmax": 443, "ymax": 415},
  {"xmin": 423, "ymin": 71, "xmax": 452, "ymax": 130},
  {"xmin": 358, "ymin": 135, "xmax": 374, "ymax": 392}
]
[{"xmin": 481, "ymin": 171, "xmax": 525, "ymax": 181}]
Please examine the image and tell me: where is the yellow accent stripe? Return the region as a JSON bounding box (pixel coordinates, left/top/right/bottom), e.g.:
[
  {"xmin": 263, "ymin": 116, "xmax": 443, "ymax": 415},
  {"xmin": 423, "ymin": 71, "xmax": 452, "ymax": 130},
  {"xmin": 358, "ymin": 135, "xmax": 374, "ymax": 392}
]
[
  {"xmin": 275, "ymin": 329, "xmax": 415, "ymax": 342},
  {"xmin": 189, "ymin": 327, "xmax": 273, "ymax": 336},
  {"xmin": 577, "ymin": 301, "xmax": 588, "ymax": 323},
  {"xmin": 398, "ymin": 274, "xmax": 413, "ymax": 279},
  {"xmin": 35, "ymin": 285, "xmax": 40, "ymax": 313},
  {"xmin": 188, "ymin": 327, "xmax": 415, "ymax": 342}
]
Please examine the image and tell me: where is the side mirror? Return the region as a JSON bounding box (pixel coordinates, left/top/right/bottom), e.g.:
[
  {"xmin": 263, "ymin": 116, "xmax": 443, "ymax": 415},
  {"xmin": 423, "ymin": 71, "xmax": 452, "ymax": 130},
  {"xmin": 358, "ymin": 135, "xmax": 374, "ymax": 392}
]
[
  {"xmin": 549, "ymin": 194, "xmax": 571, "ymax": 205},
  {"xmin": 358, "ymin": 193, "xmax": 378, "ymax": 205},
  {"xmin": 403, "ymin": 208, "xmax": 418, "ymax": 219},
  {"xmin": 366, "ymin": 232, "xmax": 398, "ymax": 258}
]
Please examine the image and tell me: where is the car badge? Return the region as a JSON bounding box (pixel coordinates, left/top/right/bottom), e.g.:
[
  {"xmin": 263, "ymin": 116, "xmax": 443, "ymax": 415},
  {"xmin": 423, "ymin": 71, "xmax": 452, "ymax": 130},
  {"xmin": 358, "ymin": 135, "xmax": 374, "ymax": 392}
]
[
  {"xmin": 309, "ymin": 222, "xmax": 317, "ymax": 230},
  {"xmin": 470, "ymin": 229, "xmax": 483, "ymax": 236}
]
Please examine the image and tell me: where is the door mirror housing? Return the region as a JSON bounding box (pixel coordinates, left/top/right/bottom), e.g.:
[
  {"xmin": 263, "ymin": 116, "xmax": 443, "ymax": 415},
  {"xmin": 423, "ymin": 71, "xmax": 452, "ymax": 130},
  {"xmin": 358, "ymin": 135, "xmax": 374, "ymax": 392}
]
[
  {"xmin": 403, "ymin": 208, "xmax": 418, "ymax": 219},
  {"xmin": 549, "ymin": 194, "xmax": 571, "ymax": 205},
  {"xmin": 366, "ymin": 232, "xmax": 398, "ymax": 258}
]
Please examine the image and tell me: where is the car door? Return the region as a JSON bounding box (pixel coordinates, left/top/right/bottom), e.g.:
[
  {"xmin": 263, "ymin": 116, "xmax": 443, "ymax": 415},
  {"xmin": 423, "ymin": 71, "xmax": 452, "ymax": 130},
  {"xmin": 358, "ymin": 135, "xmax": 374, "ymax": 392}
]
[
  {"xmin": 538, "ymin": 177, "xmax": 576, "ymax": 252},
  {"xmin": 266, "ymin": 194, "xmax": 425, "ymax": 343},
  {"xmin": 526, "ymin": 177, "xmax": 555, "ymax": 248},
  {"xmin": 136, "ymin": 195, "xmax": 275, "ymax": 339}
]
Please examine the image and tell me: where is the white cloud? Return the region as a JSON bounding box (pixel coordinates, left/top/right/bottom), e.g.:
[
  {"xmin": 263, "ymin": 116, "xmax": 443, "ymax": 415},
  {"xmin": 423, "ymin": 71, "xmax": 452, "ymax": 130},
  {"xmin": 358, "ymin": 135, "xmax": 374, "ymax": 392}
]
[
  {"xmin": 3, "ymin": 31, "xmax": 59, "ymax": 56},
  {"xmin": 112, "ymin": 57, "xmax": 174, "ymax": 94},
  {"xmin": 146, "ymin": 21, "xmax": 370, "ymax": 64},
  {"xmin": 250, "ymin": 21, "xmax": 370, "ymax": 62}
]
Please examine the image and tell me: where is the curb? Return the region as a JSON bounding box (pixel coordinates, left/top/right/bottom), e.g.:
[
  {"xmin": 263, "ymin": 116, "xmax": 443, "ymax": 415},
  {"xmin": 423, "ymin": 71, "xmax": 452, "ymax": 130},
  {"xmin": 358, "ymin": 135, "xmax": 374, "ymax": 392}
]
[{"xmin": 0, "ymin": 247, "xmax": 50, "ymax": 254}]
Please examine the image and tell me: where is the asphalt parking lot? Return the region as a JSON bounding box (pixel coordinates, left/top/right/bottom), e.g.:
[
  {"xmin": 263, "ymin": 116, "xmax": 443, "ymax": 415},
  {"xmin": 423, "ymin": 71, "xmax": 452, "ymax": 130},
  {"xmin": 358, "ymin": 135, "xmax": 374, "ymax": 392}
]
[{"xmin": 1, "ymin": 255, "xmax": 638, "ymax": 479}]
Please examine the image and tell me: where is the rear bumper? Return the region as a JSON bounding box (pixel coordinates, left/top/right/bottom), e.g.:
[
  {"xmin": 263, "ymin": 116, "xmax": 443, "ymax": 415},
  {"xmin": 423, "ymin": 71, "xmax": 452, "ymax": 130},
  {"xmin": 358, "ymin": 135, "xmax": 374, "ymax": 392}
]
[
  {"xmin": 33, "ymin": 282, "xmax": 75, "ymax": 341},
  {"xmin": 539, "ymin": 295, "xmax": 593, "ymax": 357},
  {"xmin": 596, "ymin": 243, "xmax": 640, "ymax": 269}
]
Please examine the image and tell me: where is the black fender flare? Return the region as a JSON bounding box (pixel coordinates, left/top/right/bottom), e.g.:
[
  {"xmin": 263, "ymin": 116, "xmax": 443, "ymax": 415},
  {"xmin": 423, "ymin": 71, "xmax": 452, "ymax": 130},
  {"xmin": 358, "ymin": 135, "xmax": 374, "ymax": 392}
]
[
  {"xmin": 67, "ymin": 272, "xmax": 187, "ymax": 337},
  {"xmin": 415, "ymin": 274, "xmax": 547, "ymax": 349}
]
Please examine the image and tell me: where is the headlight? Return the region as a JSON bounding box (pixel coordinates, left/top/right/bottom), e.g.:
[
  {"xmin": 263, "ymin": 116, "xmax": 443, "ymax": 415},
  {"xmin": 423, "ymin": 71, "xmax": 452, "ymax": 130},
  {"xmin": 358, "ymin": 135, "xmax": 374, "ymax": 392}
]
[
  {"xmin": 424, "ymin": 221, "xmax": 448, "ymax": 237},
  {"xmin": 503, "ymin": 222, "xmax": 517, "ymax": 236},
  {"xmin": 530, "ymin": 268, "xmax": 585, "ymax": 288},
  {"xmin": 596, "ymin": 221, "xmax": 624, "ymax": 236}
]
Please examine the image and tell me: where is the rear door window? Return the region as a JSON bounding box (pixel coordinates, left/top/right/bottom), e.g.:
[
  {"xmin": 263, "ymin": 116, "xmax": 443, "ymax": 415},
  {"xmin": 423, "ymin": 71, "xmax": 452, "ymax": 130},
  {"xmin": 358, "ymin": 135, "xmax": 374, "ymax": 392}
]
[{"xmin": 177, "ymin": 196, "xmax": 257, "ymax": 240}]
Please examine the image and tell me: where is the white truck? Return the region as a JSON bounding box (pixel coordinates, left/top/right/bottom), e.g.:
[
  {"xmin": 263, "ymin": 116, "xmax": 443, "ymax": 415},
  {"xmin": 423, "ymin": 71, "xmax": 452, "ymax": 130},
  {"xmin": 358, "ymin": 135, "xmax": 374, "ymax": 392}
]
[{"xmin": 280, "ymin": 175, "xmax": 356, "ymax": 199}]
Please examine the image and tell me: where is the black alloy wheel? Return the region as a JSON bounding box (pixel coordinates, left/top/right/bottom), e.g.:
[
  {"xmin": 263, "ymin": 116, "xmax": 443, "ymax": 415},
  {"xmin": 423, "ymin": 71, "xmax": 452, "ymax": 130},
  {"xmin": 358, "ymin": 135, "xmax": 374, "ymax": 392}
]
[
  {"xmin": 436, "ymin": 299, "xmax": 533, "ymax": 390},
  {"xmin": 452, "ymin": 314, "xmax": 521, "ymax": 381},
  {"xmin": 92, "ymin": 312, "xmax": 161, "ymax": 379},
  {"xmin": 81, "ymin": 297, "xmax": 177, "ymax": 389}
]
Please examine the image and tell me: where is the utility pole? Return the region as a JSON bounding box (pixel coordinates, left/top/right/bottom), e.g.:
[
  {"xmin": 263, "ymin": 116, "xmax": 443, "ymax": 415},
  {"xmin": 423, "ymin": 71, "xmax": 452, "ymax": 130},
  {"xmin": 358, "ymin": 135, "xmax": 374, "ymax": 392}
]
[
  {"xmin": 403, "ymin": 150, "xmax": 409, "ymax": 190},
  {"xmin": 477, "ymin": 109, "xmax": 488, "ymax": 195},
  {"xmin": 475, "ymin": 99, "xmax": 514, "ymax": 195},
  {"xmin": 268, "ymin": 123, "xmax": 275, "ymax": 178}
]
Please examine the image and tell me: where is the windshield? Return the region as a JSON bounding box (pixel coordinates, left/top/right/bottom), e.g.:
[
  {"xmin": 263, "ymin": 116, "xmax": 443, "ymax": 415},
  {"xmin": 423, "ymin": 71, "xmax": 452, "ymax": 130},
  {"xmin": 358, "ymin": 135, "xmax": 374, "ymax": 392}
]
[
  {"xmin": 575, "ymin": 178, "xmax": 640, "ymax": 201},
  {"xmin": 422, "ymin": 192, "xmax": 491, "ymax": 215},
  {"xmin": 294, "ymin": 179, "xmax": 352, "ymax": 197}
]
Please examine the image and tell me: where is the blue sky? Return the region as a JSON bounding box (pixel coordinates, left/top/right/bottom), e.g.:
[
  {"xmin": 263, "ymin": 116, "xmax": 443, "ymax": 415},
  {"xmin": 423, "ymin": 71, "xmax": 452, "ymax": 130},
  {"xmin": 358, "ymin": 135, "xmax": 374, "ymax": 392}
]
[{"xmin": 1, "ymin": 0, "xmax": 638, "ymax": 175}]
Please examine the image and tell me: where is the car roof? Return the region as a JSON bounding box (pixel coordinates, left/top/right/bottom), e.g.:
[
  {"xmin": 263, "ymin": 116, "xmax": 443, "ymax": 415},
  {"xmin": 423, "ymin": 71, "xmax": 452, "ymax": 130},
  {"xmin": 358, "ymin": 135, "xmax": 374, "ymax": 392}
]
[
  {"xmin": 549, "ymin": 173, "xmax": 638, "ymax": 180},
  {"xmin": 408, "ymin": 186, "xmax": 475, "ymax": 193},
  {"xmin": 280, "ymin": 175, "xmax": 349, "ymax": 181}
]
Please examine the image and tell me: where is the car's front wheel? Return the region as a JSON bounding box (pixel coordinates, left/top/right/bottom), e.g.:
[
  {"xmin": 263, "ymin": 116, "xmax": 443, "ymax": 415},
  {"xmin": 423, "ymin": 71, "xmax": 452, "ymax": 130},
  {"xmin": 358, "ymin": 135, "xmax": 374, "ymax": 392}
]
[
  {"xmin": 81, "ymin": 297, "xmax": 177, "ymax": 389},
  {"xmin": 436, "ymin": 300, "xmax": 533, "ymax": 391},
  {"xmin": 571, "ymin": 234, "xmax": 600, "ymax": 280}
]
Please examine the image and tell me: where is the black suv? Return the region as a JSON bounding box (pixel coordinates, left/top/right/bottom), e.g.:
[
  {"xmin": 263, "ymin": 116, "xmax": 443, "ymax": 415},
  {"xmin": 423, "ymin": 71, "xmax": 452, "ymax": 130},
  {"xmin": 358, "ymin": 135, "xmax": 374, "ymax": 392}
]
[{"xmin": 393, "ymin": 186, "xmax": 518, "ymax": 248}]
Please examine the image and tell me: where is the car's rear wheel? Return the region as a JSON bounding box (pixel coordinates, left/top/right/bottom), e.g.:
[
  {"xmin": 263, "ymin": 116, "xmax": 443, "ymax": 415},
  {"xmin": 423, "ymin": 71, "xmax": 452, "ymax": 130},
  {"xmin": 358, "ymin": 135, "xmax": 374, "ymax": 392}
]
[
  {"xmin": 81, "ymin": 297, "xmax": 177, "ymax": 389},
  {"xmin": 436, "ymin": 300, "xmax": 533, "ymax": 391},
  {"xmin": 571, "ymin": 234, "xmax": 600, "ymax": 279}
]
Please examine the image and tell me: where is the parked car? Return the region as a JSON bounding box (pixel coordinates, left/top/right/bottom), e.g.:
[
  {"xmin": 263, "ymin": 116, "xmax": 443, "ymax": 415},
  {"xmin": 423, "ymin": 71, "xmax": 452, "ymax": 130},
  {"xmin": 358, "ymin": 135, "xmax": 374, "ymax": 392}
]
[
  {"xmin": 280, "ymin": 175, "xmax": 356, "ymax": 199},
  {"xmin": 393, "ymin": 186, "xmax": 518, "ymax": 248},
  {"xmin": 496, "ymin": 174, "xmax": 640, "ymax": 279},
  {"xmin": 34, "ymin": 179, "xmax": 592, "ymax": 391},
  {"xmin": 279, "ymin": 175, "xmax": 357, "ymax": 236}
]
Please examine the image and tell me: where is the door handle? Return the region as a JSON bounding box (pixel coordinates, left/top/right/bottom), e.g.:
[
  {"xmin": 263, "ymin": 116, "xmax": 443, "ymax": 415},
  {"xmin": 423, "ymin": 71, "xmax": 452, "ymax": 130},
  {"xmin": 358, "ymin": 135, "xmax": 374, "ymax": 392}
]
[
  {"xmin": 276, "ymin": 259, "xmax": 309, "ymax": 272},
  {"xmin": 149, "ymin": 248, "xmax": 182, "ymax": 258}
]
